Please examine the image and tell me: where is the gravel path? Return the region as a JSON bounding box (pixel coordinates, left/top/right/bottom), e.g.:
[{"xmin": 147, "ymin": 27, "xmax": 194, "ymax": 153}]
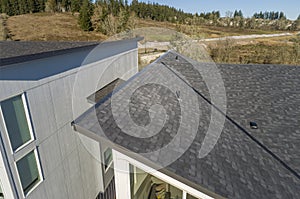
[{"xmin": 138, "ymin": 32, "xmax": 296, "ymax": 49}]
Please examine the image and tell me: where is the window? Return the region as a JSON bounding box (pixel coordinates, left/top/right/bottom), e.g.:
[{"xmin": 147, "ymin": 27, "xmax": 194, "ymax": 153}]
[
  {"xmin": 0, "ymin": 94, "xmax": 42, "ymax": 197},
  {"xmin": 129, "ymin": 164, "xmax": 183, "ymax": 199},
  {"xmin": 1, "ymin": 95, "xmax": 32, "ymax": 151},
  {"xmin": 104, "ymin": 148, "xmax": 113, "ymax": 170},
  {"xmin": 16, "ymin": 150, "xmax": 41, "ymax": 195}
]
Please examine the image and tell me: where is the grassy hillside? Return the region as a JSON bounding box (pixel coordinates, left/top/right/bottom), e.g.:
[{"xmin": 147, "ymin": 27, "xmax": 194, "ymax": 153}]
[
  {"xmin": 6, "ymin": 13, "xmax": 106, "ymax": 41},
  {"xmin": 4, "ymin": 12, "xmax": 294, "ymax": 41},
  {"xmin": 3, "ymin": 12, "xmax": 299, "ymax": 65}
]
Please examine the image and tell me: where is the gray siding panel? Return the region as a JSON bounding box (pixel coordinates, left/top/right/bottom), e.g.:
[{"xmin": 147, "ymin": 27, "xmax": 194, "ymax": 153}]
[
  {"xmin": 49, "ymin": 77, "xmax": 73, "ymax": 129},
  {"xmin": 26, "ymin": 182, "xmax": 48, "ymax": 199},
  {"xmin": 39, "ymin": 133, "xmax": 63, "ymax": 178},
  {"xmin": 0, "ymin": 44, "xmax": 138, "ymax": 199},
  {"xmin": 26, "ymin": 84, "xmax": 58, "ymax": 143},
  {"xmin": 62, "ymin": 149, "xmax": 85, "ymax": 199},
  {"xmin": 58, "ymin": 124, "xmax": 77, "ymax": 159},
  {"xmin": 44, "ymin": 164, "xmax": 68, "ymax": 199}
]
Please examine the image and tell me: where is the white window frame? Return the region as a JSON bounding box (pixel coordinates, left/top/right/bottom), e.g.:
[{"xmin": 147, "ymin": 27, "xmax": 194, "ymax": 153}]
[
  {"xmin": 14, "ymin": 149, "xmax": 43, "ymax": 198},
  {"xmin": 0, "ymin": 94, "xmax": 35, "ymax": 154},
  {"xmin": 0, "ymin": 93, "xmax": 43, "ymax": 198},
  {"xmin": 113, "ymin": 150, "xmax": 214, "ymax": 199},
  {"xmin": 104, "ymin": 147, "xmax": 113, "ymax": 173}
]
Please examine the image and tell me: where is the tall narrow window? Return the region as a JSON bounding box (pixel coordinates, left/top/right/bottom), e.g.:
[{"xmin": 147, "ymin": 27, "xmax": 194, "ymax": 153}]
[
  {"xmin": 104, "ymin": 148, "xmax": 113, "ymax": 170},
  {"xmin": 0, "ymin": 94, "xmax": 42, "ymax": 197},
  {"xmin": 16, "ymin": 150, "xmax": 41, "ymax": 195},
  {"xmin": 1, "ymin": 95, "xmax": 32, "ymax": 151}
]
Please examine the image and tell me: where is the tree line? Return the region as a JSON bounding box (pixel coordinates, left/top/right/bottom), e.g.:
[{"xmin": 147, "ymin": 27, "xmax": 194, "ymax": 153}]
[
  {"xmin": 253, "ymin": 11, "xmax": 286, "ymax": 20},
  {"xmin": 0, "ymin": 0, "xmax": 85, "ymax": 14},
  {"xmin": 1, "ymin": 0, "xmax": 299, "ymax": 32},
  {"xmin": 0, "ymin": 0, "xmax": 46, "ymax": 15}
]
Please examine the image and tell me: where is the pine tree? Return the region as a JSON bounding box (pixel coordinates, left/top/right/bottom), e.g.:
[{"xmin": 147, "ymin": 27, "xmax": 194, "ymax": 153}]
[
  {"xmin": 279, "ymin": 11, "xmax": 286, "ymax": 20},
  {"xmin": 1, "ymin": 0, "xmax": 13, "ymax": 15},
  {"xmin": 71, "ymin": 0, "xmax": 81, "ymax": 13},
  {"xmin": 238, "ymin": 10, "xmax": 243, "ymax": 18},
  {"xmin": 79, "ymin": 0, "xmax": 93, "ymax": 31},
  {"xmin": 233, "ymin": 10, "xmax": 238, "ymax": 18}
]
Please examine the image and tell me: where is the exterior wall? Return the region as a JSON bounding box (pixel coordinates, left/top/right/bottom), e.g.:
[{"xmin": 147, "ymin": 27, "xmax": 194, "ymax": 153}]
[
  {"xmin": 0, "ymin": 42, "xmax": 138, "ymax": 199},
  {"xmin": 0, "ymin": 144, "xmax": 15, "ymax": 199}
]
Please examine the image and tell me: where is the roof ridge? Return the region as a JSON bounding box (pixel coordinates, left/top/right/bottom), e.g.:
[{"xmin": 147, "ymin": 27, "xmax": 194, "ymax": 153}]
[{"xmin": 160, "ymin": 52, "xmax": 300, "ymax": 181}]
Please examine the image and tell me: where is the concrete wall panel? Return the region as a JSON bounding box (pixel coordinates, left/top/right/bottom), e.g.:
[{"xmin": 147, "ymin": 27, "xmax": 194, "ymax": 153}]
[
  {"xmin": 39, "ymin": 133, "xmax": 62, "ymax": 178},
  {"xmin": 0, "ymin": 42, "xmax": 139, "ymax": 199}
]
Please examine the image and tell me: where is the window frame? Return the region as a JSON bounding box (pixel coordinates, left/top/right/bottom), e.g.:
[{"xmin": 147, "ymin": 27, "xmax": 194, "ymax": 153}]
[
  {"xmin": 0, "ymin": 94, "xmax": 35, "ymax": 154},
  {"xmin": 0, "ymin": 93, "xmax": 43, "ymax": 198},
  {"xmin": 14, "ymin": 149, "xmax": 43, "ymax": 198},
  {"xmin": 103, "ymin": 147, "xmax": 113, "ymax": 172}
]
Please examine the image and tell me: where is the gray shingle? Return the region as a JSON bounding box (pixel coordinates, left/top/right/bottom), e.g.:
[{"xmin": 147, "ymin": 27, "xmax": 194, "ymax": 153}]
[{"xmin": 73, "ymin": 51, "xmax": 300, "ymax": 199}]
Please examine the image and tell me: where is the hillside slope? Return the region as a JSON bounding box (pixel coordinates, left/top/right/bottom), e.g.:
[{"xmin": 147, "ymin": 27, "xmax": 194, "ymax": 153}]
[{"xmin": 6, "ymin": 13, "xmax": 106, "ymax": 41}]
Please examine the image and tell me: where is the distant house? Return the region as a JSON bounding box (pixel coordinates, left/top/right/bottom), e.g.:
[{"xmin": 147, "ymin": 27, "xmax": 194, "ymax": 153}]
[{"xmin": 1, "ymin": 40, "xmax": 300, "ymax": 199}]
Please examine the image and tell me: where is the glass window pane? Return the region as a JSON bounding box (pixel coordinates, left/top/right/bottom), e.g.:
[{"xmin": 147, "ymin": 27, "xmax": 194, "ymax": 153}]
[
  {"xmin": 16, "ymin": 151, "xmax": 40, "ymax": 195},
  {"xmin": 104, "ymin": 148, "xmax": 112, "ymax": 169},
  {"xmin": 1, "ymin": 96, "xmax": 31, "ymax": 151}
]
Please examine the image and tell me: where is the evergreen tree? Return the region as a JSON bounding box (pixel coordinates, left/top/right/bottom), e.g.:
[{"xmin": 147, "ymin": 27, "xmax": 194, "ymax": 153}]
[
  {"xmin": 279, "ymin": 12, "xmax": 285, "ymax": 19},
  {"xmin": 71, "ymin": 0, "xmax": 81, "ymax": 13},
  {"xmin": 1, "ymin": 0, "xmax": 13, "ymax": 15},
  {"xmin": 61, "ymin": 0, "xmax": 71, "ymax": 11},
  {"xmin": 238, "ymin": 10, "xmax": 243, "ymax": 18},
  {"xmin": 79, "ymin": 0, "xmax": 93, "ymax": 31},
  {"xmin": 233, "ymin": 10, "xmax": 238, "ymax": 18}
]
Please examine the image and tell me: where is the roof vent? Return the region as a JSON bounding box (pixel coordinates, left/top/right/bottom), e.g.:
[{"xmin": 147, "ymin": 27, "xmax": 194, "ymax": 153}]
[{"xmin": 250, "ymin": 121, "xmax": 258, "ymax": 129}]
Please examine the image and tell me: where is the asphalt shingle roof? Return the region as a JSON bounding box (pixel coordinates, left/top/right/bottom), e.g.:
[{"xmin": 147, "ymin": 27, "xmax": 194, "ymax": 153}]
[{"xmin": 73, "ymin": 51, "xmax": 300, "ymax": 198}]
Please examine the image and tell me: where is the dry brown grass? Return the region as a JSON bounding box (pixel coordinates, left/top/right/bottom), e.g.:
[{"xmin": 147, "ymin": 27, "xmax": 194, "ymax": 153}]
[
  {"xmin": 208, "ymin": 35, "xmax": 300, "ymax": 65},
  {"xmin": 6, "ymin": 12, "xmax": 107, "ymax": 41},
  {"xmin": 132, "ymin": 18, "xmax": 290, "ymax": 39},
  {"xmin": 5, "ymin": 12, "xmax": 295, "ymax": 42}
]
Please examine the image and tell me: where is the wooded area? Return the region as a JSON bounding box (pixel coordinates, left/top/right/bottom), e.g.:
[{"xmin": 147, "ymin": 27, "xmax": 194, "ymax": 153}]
[{"xmin": 1, "ymin": 0, "xmax": 299, "ymax": 33}]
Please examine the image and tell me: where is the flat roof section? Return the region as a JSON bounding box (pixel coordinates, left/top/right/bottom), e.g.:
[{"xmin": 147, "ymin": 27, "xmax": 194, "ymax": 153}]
[{"xmin": 0, "ymin": 37, "xmax": 143, "ymax": 67}]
